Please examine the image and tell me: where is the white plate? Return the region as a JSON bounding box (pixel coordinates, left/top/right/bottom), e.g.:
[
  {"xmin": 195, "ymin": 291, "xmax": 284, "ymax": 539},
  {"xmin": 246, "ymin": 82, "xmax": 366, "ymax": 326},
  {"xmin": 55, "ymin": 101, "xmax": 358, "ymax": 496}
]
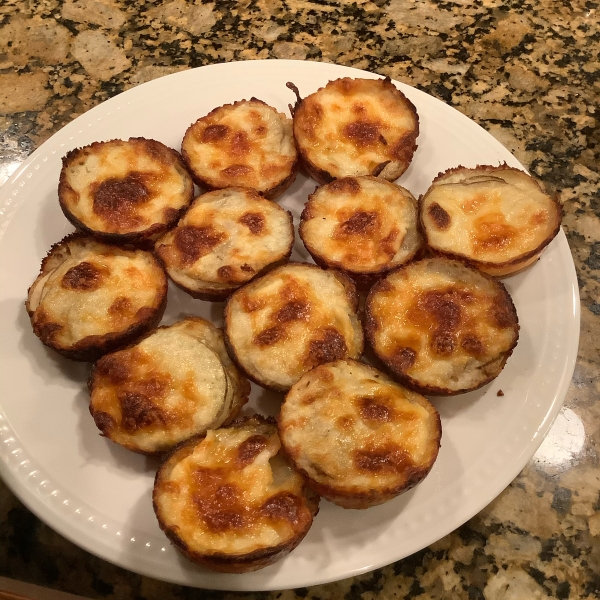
[{"xmin": 0, "ymin": 60, "xmax": 579, "ymax": 591}]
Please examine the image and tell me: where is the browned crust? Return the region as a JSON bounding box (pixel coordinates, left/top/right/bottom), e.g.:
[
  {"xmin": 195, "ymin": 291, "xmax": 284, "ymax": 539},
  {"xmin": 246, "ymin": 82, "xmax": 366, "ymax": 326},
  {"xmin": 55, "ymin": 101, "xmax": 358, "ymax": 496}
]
[
  {"xmin": 419, "ymin": 164, "xmax": 563, "ymax": 277},
  {"xmin": 363, "ymin": 260, "xmax": 520, "ymax": 396},
  {"xmin": 26, "ymin": 233, "xmax": 168, "ymax": 362},
  {"xmin": 180, "ymin": 99, "xmax": 299, "ymax": 200},
  {"xmin": 223, "ymin": 262, "xmax": 361, "ymax": 392},
  {"xmin": 277, "ymin": 361, "xmax": 441, "ymax": 508},
  {"xmin": 290, "ymin": 77, "xmax": 419, "ymax": 184},
  {"xmin": 152, "ymin": 414, "xmax": 319, "ymax": 573},
  {"xmin": 58, "ymin": 138, "xmax": 194, "ymax": 247}
]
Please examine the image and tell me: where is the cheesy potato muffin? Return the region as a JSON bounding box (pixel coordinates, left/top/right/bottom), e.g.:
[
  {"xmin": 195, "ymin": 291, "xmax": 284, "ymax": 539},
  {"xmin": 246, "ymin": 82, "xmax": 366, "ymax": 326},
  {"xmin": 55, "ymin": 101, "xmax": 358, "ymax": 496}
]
[
  {"xmin": 224, "ymin": 263, "xmax": 364, "ymax": 392},
  {"xmin": 155, "ymin": 187, "xmax": 294, "ymax": 301},
  {"xmin": 365, "ymin": 257, "xmax": 519, "ymax": 395},
  {"xmin": 279, "ymin": 359, "xmax": 441, "ymax": 508},
  {"xmin": 181, "ymin": 99, "xmax": 298, "ymax": 199},
  {"xmin": 26, "ymin": 234, "xmax": 167, "ymax": 361},
  {"xmin": 58, "ymin": 138, "xmax": 194, "ymax": 245},
  {"xmin": 420, "ymin": 165, "xmax": 562, "ymax": 276},
  {"xmin": 289, "ymin": 77, "xmax": 419, "ymax": 184},
  {"xmin": 299, "ymin": 176, "xmax": 422, "ymax": 284},
  {"xmin": 153, "ymin": 415, "xmax": 319, "ymax": 572},
  {"xmin": 89, "ymin": 318, "xmax": 250, "ymax": 454}
]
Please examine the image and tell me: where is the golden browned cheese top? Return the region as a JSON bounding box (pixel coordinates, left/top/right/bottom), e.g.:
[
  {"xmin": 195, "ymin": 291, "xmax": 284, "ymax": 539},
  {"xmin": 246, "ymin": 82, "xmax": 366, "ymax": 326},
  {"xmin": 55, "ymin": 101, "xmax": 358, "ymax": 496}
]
[
  {"xmin": 300, "ymin": 176, "xmax": 422, "ymax": 273},
  {"xmin": 367, "ymin": 258, "xmax": 518, "ymax": 392},
  {"xmin": 154, "ymin": 419, "xmax": 313, "ymax": 555},
  {"xmin": 225, "ymin": 264, "xmax": 363, "ymax": 390},
  {"xmin": 27, "ymin": 237, "xmax": 166, "ymax": 349},
  {"xmin": 181, "ymin": 99, "xmax": 297, "ymax": 194},
  {"xmin": 421, "ymin": 167, "xmax": 561, "ymax": 266},
  {"xmin": 90, "ymin": 323, "xmax": 234, "ymax": 453},
  {"xmin": 293, "ymin": 78, "xmax": 418, "ymax": 179},
  {"xmin": 279, "ymin": 360, "xmax": 440, "ymax": 494},
  {"xmin": 59, "ymin": 138, "xmax": 193, "ymax": 235},
  {"xmin": 156, "ymin": 187, "xmax": 293, "ymax": 287}
]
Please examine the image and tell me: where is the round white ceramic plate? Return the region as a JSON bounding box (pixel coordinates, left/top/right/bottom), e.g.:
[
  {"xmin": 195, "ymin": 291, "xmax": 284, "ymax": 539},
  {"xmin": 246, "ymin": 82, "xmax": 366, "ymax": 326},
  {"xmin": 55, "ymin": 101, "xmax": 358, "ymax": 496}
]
[{"xmin": 0, "ymin": 60, "xmax": 579, "ymax": 591}]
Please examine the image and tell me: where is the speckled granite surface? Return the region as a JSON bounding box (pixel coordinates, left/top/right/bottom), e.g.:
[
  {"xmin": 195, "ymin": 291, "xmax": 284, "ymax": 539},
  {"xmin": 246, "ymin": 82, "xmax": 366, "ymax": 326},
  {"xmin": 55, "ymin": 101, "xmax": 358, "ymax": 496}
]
[{"xmin": 0, "ymin": 1, "xmax": 598, "ymax": 598}]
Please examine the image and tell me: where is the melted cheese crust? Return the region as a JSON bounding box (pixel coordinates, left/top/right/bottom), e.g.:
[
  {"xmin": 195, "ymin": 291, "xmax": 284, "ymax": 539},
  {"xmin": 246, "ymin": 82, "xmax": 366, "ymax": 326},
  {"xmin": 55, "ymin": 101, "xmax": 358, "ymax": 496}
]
[
  {"xmin": 27, "ymin": 236, "xmax": 166, "ymax": 350},
  {"xmin": 225, "ymin": 263, "xmax": 363, "ymax": 391},
  {"xmin": 181, "ymin": 100, "xmax": 297, "ymax": 197},
  {"xmin": 90, "ymin": 325, "xmax": 229, "ymax": 453},
  {"xmin": 421, "ymin": 166, "xmax": 561, "ymax": 271},
  {"xmin": 156, "ymin": 187, "xmax": 293, "ymax": 294},
  {"xmin": 59, "ymin": 138, "xmax": 194, "ymax": 236},
  {"xmin": 300, "ymin": 176, "xmax": 422, "ymax": 273},
  {"xmin": 366, "ymin": 258, "xmax": 519, "ymax": 394},
  {"xmin": 279, "ymin": 360, "xmax": 440, "ymax": 503},
  {"xmin": 153, "ymin": 418, "xmax": 314, "ymax": 557},
  {"xmin": 293, "ymin": 77, "xmax": 419, "ymax": 180}
]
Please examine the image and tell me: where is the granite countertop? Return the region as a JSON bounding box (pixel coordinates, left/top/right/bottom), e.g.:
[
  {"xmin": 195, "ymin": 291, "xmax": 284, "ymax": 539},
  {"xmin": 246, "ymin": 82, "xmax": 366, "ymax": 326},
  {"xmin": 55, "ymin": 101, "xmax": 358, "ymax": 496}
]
[{"xmin": 0, "ymin": 1, "xmax": 598, "ymax": 599}]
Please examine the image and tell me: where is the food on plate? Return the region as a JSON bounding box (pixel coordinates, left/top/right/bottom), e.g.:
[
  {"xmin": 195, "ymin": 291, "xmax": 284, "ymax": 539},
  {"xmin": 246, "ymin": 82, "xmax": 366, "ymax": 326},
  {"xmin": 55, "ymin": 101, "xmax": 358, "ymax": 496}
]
[
  {"xmin": 89, "ymin": 318, "xmax": 250, "ymax": 454},
  {"xmin": 419, "ymin": 164, "xmax": 562, "ymax": 276},
  {"xmin": 288, "ymin": 77, "xmax": 419, "ymax": 184},
  {"xmin": 26, "ymin": 234, "xmax": 167, "ymax": 361},
  {"xmin": 299, "ymin": 176, "xmax": 422, "ymax": 284},
  {"xmin": 155, "ymin": 187, "xmax": 294, "ymax": 301},
  {"xmin": 279, "ymin": 359, "xmax": 441, "ymax": 508},
  {"xmin": 181, "ymin": 98, "xmax": 298, "ymax": 199},
  {"xmin": 58, "ymin": 138, "xmax": 194, "ymax": 245},
  {"xmin": 153, "ymin": 415, "xmax": 319, "ymax": 572},
  {"xmin": 365, "ymin": 257, "xmax": 519, "ymax": 395},
  {"xmin": 224, "ymin": 262, "xmax": 364, "ymax": 392}
]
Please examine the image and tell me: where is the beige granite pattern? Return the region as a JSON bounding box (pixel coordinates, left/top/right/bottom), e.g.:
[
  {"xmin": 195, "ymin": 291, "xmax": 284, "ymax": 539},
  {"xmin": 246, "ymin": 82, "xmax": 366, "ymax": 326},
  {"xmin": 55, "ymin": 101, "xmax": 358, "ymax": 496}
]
[{"xmin": 0, "ymin": 1, "xmax": 599, "ymax": 598}]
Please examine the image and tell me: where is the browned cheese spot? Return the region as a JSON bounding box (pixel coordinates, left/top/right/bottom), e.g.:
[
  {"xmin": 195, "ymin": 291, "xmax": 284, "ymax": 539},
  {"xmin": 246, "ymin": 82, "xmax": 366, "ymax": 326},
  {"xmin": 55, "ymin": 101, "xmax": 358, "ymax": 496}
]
[
  {"xmin": 95, "ymin": 354, "xmax": 131, "ymax": 384},
  {"xmin": 92, "ymin": 410, "xmax": 116, "ymax": 435},
  {"xmin": 430, "ymin": 330, "xmax": 457, "ymax": 356},
  {"xmin": 390, "ymin": 347, "xmax": 417, "ymax": 372},
  {"xmin": 335, "ymin": 415, "xmax": 355, "ymax": 430},
  {"xmin": 202, "ymin": 124, "xmax": 229, "ymax": 143},
  {"xmin": 473, "ymin": 216, "xmax": 517, "ymax": 251},
  {"xmin": 491, "ymin": 294, "xmax": 516, "ymax": 329},
  {"xmin": 61, "ymin": 262, "xmax": 106, "ymax": 291},
  {"xmin": 530, "ymin": 209, "xmax": 548, "ymax": 226},
  {"xmin": 174, "ymin": 225, "xmax": 225, "ymax": 265},
  {"xmin": 108, "ymin": 296, "xmax": 132, "ymax": 317},
  {"xmin": 163, "ymin": 207, "xmax": 180, "ymax": 224},
  {"xmin": 359, "ymin": 397, "xmax": 392, "ymax": 422},
  {"xmin": 343, "ymin": 121, "xmax": 381, "ymax": 148},
  {"xmin": 119, "ymin": 391, "xmax": 167, "ymax": 432},
  {"xmin": 354, "ymin": 445, "xmax": 413, "ymax": 474},
  {"xmin": 221, "ymin": 164, "xmax": 253, "ymax": 178},
  {"xmin": 240, "ymin": 263, "xmax": 255, "ymax": 273},
  {"xmin": 92, "ymin": 172, "xmax": 151, "ymax": 227},
  {"xmin": 230, "ymin": 131, "xmax": 250, "ymax": 156},
  {"xmin": 381, "ymin": 228, "xmax": 400, "ymax": 258},
  {"xmin": 239, "ymin": 211, "xmax": 265, "ymax": 235},
  {"xmin": 236, "ymin": 434, "xmax": 268, "ymax": 468},
  {"xmin": 261, "ymin": 492, "xmax": 302, "ymax": 525},
  {"xmin": 239, "ymin": 293, "xmax": 265, "ymax": 313},
  {"xmin": 337, "ymin": 210, "xmax": 380, "ymax": 236},
  {"xmin": 275, "ymin": 300, "xmax": 311, "ymax": 323},
  {"xmin": 217, "ymin": 265, "xmax": 235, "ymax": 282},
  {"xmin": 419, "ymin": 291, "xmax": 462, "ymax": 331},
  {"xmin": 328, "ymin": 177, "xmax": 361, "ymax": 195},
  {"xmin": 192, "ymin": 481, "xmax": 247, "ymax": 533},
  {"xmin": 254, "ymin": 325, "xmax": 285, "ymax": 347},
  {"xmin": 306, "ymin": 328, "xmax": 348, "ymax": 368},
  {"xmin": 428, "ymin": 202, "xmax": 451, "ymax": 230},
  {"xmin": 301, "ymin": 394, "xmax": 319, "ymax": 406},
  {"xmin": 461, "ymin": 334, "xmax": 485, "ymax": 357}
]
